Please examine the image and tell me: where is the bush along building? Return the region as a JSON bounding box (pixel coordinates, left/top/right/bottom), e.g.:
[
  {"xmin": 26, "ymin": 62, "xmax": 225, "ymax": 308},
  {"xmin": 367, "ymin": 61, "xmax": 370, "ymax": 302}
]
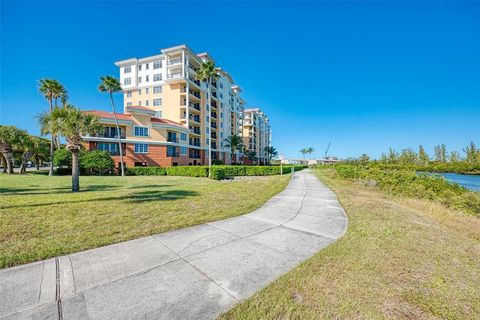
[{"xmin": 83, "ymin": 44, "xmax": 271, "ymax": 167}]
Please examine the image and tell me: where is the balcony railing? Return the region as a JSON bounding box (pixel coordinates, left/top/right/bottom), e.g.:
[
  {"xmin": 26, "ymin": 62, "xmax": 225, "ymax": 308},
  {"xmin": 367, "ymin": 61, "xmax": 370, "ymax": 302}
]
[
  {"xmin": 189, "ymin": 90, "xmax": 201, "ymax": 99},
  {"xmin": 188, "ymin": 76, "xmax": 201, "ymax": 87},
  {"xmin": 189, "ymin": 102, "xmax": 200, "ymax": 111},
  {"xmin": 167, "ymin": 58, "xmax": 182, "ymax": 65},
  {"xmin": 189, "ymin": 64, "xmax": 199, "ymax": 72},
  {"xmin": 167, "ymin": 137, "xmax": 179, "ymax": 143},
  {"xmin": 189, "ymin": 141, "xmax": 201, "ymax": 147},
  {"xmin": 211, "ymin": 123, "xmax": 218, "ymax": 129},
  {"xmin": 100, "ymin": 132, "xmax": 126, "ymax": 139},
  {"xmin": 211, "ymin": 112, "xmax": 217, "ymax": 119},
  {"xmin": 167, "ymin": 72, "xmax": 182, "ymax": 79},
  {"xmin": 190, "ymin": 127, "xmax": 201, "ymax": 135},
  {"xmin": 189, "ymin": 153, "xmax": 201, "ymax": 159}
]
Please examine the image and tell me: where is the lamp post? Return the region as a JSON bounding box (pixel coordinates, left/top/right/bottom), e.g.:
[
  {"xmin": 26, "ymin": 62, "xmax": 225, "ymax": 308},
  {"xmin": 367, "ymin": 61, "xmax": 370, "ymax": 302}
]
[{"xmin": 279, "ymin": 154, "xmax": 285, "ymax": 175}]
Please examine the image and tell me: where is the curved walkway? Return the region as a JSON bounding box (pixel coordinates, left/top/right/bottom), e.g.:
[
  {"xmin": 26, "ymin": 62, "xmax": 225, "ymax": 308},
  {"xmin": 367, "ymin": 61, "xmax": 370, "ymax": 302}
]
[{"xmin": 0, "ymin": 169, "xmax": 348, "ymax": 320}]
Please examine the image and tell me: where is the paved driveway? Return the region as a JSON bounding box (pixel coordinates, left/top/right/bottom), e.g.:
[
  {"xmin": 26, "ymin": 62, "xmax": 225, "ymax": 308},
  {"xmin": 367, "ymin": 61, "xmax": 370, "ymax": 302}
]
[{"xmin": 0, "ymin": 169, "xmax": 348, "ymax": 320}]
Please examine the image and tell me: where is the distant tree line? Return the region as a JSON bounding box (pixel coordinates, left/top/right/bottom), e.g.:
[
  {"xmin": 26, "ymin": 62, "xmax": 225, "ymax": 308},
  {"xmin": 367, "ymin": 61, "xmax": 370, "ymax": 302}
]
[{"xmin": 348, "ymin": 142, "xmax": 480, "ymax": 174}]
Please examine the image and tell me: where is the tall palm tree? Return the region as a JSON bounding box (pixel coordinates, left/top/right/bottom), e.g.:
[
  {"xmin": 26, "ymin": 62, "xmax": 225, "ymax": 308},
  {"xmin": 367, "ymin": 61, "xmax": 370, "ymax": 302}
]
[
  {"xmin": 306, "ymin": 147, "xmax": 315, "ymax": 159},
  {"xmin": 264, "ymin": 146, "xmax": 278, "ymax": 165},
  {"xmin": 39, "ymin": 104, "xmax": 103, "ymax": 192},
  {"xmin": 0, "ymin": 125, "xmax": 28, "ymax": 174},
  {"xmin": 223, "ymin": 134, "xmax": 244, "ymax": 164},
  {"xmin": 196, "ymin": 60, "xmax": 218, "ymax": 176},
  {"xmin": 299, "ymin": 148, "xmax": 307, "ymax": 160},
  {"xmin": 38, "ymin": 79, "xmax": 68, "ymax": 176},
  {"xmin": 98, "ymin": 76, "xmax": 125, "ymax": 176}
]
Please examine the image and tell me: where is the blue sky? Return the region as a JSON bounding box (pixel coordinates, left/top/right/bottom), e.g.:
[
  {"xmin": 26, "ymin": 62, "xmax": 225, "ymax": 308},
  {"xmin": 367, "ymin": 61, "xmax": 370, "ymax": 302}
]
[{"xmin": 1, "ymin": 1, "xmax": 479, "ymax": 159}]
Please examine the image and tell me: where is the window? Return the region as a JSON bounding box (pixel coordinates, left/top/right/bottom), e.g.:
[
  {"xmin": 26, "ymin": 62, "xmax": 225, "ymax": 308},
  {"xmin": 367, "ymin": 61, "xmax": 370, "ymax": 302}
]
[
  {"xmin": 153, "ymin": 73, "xmax": 162, "ymax": 81},
  {"xmin": 153, "ymin": 98, "xmax": 161, "ymax": 106},
  {"xmin": 124, "ymin": 77, "xmax": 131, "ymax": 85},
  {"xmin": 156, "ymin": 111, "xmax": 162, "ymax": 118},
  {"xmin": 124, "ymin": 66, "xmax": 131, "ymax": 73},
  {"xmin": 138, "ymin": 64, "xmax": 142, "ymax": 71},
  {"xmin": 220, "ymin": 83, "xmax": 223, "ymax": 89},
  {"xmin": 127, "ymin": 102, "xmax": 132, "ymax": 107},
  {"xmin": 146, "ymin": 75, "xmax": 149, "ymax": 82},
  {"xmin": 220, "ymin": 93, "xmax": 223, "ymax": 99},
  {"xmin": 153, "ymin": 86, "xmax": 162, "ymax": 94},
  {"xmin": 206, "ymin": 138, "xmax": 209, "ymax": 144},
  {"xmin": 145, "ymin": 100, "xmax": 149, "ymax": 106},
  {"xmin": 206, "ymin": 127, "xmax": 209, "ymax": 134},
  {"xmin": 180, "ymin": 133, "xmax": 187, "ymax": 141},
  {"xmin": 134, "ymin": 143, "xmax": 148, "ymax": 153},
  {"xmin": 167, "ymin": 146, "xmax": 177, "ymax": 157},
  {"xmin": 138, "ymin": 89, "xmax": 141, "ymax": 95},
  {"xmin": 134, "ymin": 126, "xmax": 149, "ymax": 137},
  {"xmin": 145, "ymin": 63, "xmax": 149, "ymax": 70},
  {"xmin": 153, "ymin": 60, "xmax": 162, "ymax": 69},
  {"xmin": 180, "ymin": 147, "xmax": 187, "ymax": 155},
  {"xmin": 145, "ymin": 87, "xmax": 149, "ymax": 94},
  {"xmin": 126, "ymin": 91, "xmax": 132, "ymax": 97},
  {"xmin": 98, "ymin": 143, "xmax": 118, "ymax": 153},
  {"xmin": 138, "ymin": 100, "xmax": 142, "ymax": 106},
  {"xmin": 138, "ymin": 76, "xmax": 142, "ymax": 83},
  {"xmin": 220, "ymin": 123, "xmax": 223, "ymax": 128}
]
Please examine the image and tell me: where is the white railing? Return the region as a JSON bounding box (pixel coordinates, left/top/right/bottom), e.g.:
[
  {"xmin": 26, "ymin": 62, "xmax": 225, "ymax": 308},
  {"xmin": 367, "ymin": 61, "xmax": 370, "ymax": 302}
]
[{"xmin": 167, "ymin": 58, "xmax": 182, "ymax": 65}]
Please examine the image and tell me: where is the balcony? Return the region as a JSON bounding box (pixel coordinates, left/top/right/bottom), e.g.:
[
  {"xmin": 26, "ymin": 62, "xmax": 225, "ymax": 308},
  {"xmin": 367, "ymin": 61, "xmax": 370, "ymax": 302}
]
[
  {"xmin": 189, "ymin": 102, "xmax": 201, "ymax": 112},
  {"xmin": 211, "ymin": 133, "xmax": 217, "ymax": 139},
  {"xmin": 167, "ymin": 72, "xmax": 183, "ymax": 80},
  {"xmin": 167, "ymin": 137, "xmax": 179, "ymax": 143},
  {"xmin": 190, "ymin": 115, "xmax": 201, "ymax": 123},
  {"xmin": 189, "ymin": 63, "xmax": 199, "ymax": 72},
  {"xmin": 189, "ymin": 127, "xmax": 201, "ymax": 135},
  {"xmin": 211, "ymin": 112, "xmax": 217, "ymax": 119},
  {"xmin": 167, "ymin": 58, "xmax": 182, "ymax": 66},
  {"xmin": 189, "ymin": 89, "xmax": 201, "ymax": 99},
  {"xmin": 211, "ymin": 92, "xmax": 218, "ymax": 99},
  {"xmin": 211, "ymin": 81, "xmax": 217, "ymax": 88},
  {"xmin": 189, "ymin": 153, "xmax": 201, "ymax": 159},
  {"xmin": 99, "ymin": 132, "xmax": 126, "ymax": 139},
  {"xmin": 211, "ymin": 143, "xmax": 217, "ymax": 149},
  {"xmin": 211, "ymin": 122, "xmax": 218, "ymax": 129},
  {"xmin": 188, "ymin": 76, "xmax": 201, "ymax": 88}
]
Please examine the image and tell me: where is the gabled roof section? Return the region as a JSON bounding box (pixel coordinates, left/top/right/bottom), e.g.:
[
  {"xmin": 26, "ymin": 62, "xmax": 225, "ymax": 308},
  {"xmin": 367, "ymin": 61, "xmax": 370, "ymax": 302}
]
[{"xmin": 85, "ymin": 110, "xmax": 132, "ymax": 121}]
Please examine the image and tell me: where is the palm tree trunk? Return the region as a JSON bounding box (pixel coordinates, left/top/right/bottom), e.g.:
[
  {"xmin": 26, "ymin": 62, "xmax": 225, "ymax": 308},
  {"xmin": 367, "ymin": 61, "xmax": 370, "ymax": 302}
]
[
  {"xmin": 35, "ymin": 156, "xmax": 40, "ymax": 170},
  {"xmin": 110, "ymin": 93, "xmax": 125, "ymax": 176},
  {"xmin": 0, "ymin": 153, "xmax": 6, "ymax": 173},
  {"xmin": 48, "ymin": 99, "xmax": 55, "ymax": 176},
  {"xmin": 207, "ymin": 78, "xmax": 212, "ymax": 177},
  {"xmin": 20, "ymin": 151, "xmax": 32, "ymax": 174},
  {"xmin": 71, "ymin": 149, "xmax": 80, "ymax": 192}
]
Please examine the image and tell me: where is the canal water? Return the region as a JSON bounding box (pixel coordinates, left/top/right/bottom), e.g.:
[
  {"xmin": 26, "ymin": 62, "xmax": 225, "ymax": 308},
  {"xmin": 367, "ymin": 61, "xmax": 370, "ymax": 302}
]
[{"xmin": 437, "ymin": 173, "xmax": 480, "ymax": 192}]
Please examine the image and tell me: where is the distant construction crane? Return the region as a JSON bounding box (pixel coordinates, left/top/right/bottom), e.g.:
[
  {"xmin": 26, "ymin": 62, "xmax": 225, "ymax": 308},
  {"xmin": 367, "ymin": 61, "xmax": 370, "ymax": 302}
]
[{"xmin": 324, "ymin": 142, "xmax": 331, "ymax": 158}]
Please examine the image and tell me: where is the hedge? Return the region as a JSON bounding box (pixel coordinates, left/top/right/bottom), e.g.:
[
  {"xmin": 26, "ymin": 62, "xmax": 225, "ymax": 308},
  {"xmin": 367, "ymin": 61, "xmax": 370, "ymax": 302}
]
[{"xmin": 121, "ymin": 165, "xmax": 307, "ymax": 179}]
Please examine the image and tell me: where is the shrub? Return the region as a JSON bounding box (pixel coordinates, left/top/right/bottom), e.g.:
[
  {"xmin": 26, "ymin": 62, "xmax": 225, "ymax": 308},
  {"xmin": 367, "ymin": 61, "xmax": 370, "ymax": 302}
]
[
  {"xmin": 210, "ymin": 166, "xmax": 226, "ymax": 180},
  {"xmin": 165, "ymin": 166, "xmax": 209, "ymax": 177},
  {"xmin": 80, "ymin": 150, "xmax": 114, "ymax": 175},
  {"xmin": 333, "ymin": 164, "xmax": 480, "ymax": 216},
  {"xmin": 126, "ymin": 166, "xmax": 167, "ymax": 176},
  {"xmin": 53, "ymin": 148, "xmax": 72, "ymax": 167},
  {"xmin": 56, "ymin": 167, "xmax": 72, "ymax": 175}
]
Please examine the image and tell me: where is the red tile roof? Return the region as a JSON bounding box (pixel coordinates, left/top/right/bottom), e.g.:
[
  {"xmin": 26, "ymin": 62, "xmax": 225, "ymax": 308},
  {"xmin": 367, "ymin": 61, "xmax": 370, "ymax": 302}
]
[
  {"xmin": 151, "ymin": 117, "xmax": 185, "ymax": 128},
  {"xmin": 84, "ymin": 110, "xmax": 132, "ymax": 121},
  {"xmin": 126, "ymin": 105, "xmax": 155, "ymax": 112},
  {"xmin": 84, "ymin": 110, "xmax": 185, "ymax": 129}
]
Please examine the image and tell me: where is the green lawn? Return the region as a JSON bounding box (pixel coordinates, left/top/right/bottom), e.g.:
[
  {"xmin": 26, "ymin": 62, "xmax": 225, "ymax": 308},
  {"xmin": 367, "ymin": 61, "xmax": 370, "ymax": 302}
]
[
  {"xmin": 0, "ymin": 171, "xmax": 290, "ymax": 268},
  {"xmin": 221, "ymin": 168, "xmax": 480, "ymax": 319}
]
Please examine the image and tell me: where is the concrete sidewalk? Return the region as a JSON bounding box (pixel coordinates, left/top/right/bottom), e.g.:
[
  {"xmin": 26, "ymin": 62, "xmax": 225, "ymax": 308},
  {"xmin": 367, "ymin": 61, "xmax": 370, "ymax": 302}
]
[{"xmin": 0, "ymin": 169, "xmax": 348, "ymax": 320}]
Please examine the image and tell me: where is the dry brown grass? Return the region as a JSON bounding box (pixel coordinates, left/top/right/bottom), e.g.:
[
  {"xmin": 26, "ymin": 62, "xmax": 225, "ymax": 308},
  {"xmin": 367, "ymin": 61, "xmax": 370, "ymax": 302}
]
[{"xmin": 220, "ymin": 168, "xmax": 480, "ymax": 319}]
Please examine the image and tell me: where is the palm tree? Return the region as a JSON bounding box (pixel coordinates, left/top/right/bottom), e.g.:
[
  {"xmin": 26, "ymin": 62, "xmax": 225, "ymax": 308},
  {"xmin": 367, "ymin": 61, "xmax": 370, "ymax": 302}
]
[
  {"xmin": 299, "ymin": 148, "xmax": 307, "ymax": 160},
  {"xmin": 264, "ymin": 146, "xmax": 278, "ymax": 165},
  {"xmin": 38, "ymin": 79, "xmax": 68, "ymax": 176},
  {"xmin": 98, "ymin": 76, "xmax": 125, "ymax": 176},
  {"xmin": 39, "ymin": 104, "xmax": 103, "ymax": 192},
  {"xmin": 306, "ymin": 147, "xmax": 315, "ymax": 159},
  {"xmin": 18, "ymin": 134, "xmax": 34, "ymax": 174},
  {"xmin": 30, "ymin": 136, "xmax": 50, "ymax": 170},
  {"xmin": 0, "ymin": 125, "xmax": 28, "ymax": 174},
  {"xmin": 244, "ymin": 149, "xmax": 257, "ymax": 164},
  {"xmin": 196, "ymin": 60, "xmax": 218, "ymax": 176},
  {"xmin": 223, "ymin": 134, "xmax": 244, "ymax": 164}
]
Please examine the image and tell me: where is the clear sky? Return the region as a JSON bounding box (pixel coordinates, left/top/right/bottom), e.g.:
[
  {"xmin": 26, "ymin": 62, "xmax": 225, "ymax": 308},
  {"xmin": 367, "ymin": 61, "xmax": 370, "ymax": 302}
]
[{"xmin": 1, "ymin": 1, "xmax": 479, "ymax": 159}]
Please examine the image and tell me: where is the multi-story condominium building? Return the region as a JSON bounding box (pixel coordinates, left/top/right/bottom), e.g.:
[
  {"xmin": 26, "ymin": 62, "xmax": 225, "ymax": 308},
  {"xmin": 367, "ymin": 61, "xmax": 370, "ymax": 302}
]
[
  {"xmin": 83, "ymin": 44, "xmax": 248, "ymax": 167},
  {"xmin": 241, "ymin": 108, "xmax": 271, "ymax": 164}
]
